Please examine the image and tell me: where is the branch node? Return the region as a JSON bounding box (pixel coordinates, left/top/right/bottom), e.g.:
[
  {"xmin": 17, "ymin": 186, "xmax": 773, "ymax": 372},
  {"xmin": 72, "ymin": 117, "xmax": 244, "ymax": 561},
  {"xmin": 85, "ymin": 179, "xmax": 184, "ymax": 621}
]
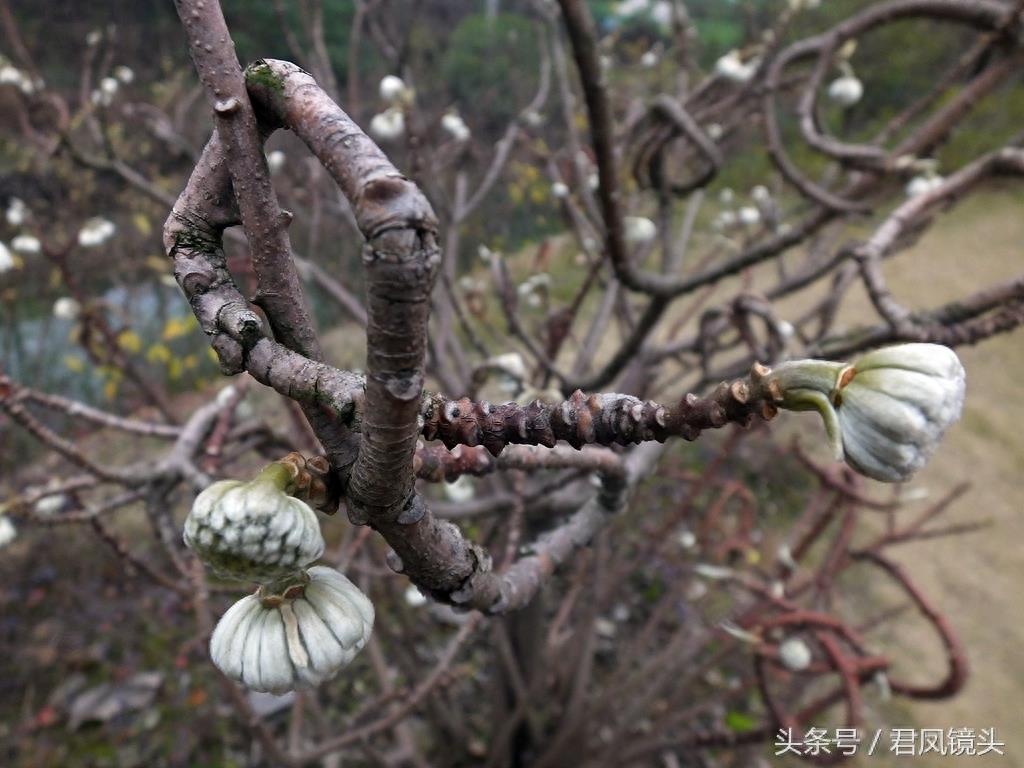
[{"xmin": 213, "ymin": 96, "xmax": 240, "ymax": 115}]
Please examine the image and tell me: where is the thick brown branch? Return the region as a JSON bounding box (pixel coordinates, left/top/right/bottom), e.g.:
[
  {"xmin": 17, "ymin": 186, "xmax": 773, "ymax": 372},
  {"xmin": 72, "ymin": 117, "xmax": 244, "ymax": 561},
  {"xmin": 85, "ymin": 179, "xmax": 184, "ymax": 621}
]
[
  {"xmin": 245, "ymin": 59, "xmax": 440, "ymax": 525},
  {"xmin": 422, "ymin": 367, "xmax": 781, "ymax": 457}
]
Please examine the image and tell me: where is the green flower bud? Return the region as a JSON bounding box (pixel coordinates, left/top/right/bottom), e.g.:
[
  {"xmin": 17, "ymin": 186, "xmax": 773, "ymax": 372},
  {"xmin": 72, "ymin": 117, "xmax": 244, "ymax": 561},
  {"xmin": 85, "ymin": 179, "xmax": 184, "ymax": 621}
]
[
  {"xmin": 773, "ymin": 343, "xmax": 965, "ymax": 482},
  {"xmin": 183, "ymin": 462, "xmax": 325, "ymax": 583}
]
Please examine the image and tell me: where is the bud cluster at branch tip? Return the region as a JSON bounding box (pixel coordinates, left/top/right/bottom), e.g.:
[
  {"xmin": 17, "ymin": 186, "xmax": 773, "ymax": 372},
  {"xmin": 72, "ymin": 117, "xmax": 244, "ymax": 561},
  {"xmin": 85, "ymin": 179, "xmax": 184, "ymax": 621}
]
[
  {"xmin": 209, "ymin": 566, "xmax": 374, "ymax": 693},
  {"xmin": 770, "ymin": 343, "xmax": 966, "ymax": 482},
  {"xmin": 183, "ymin": 453, "xmax": 334, "ymax": 584},
  {"xmin": 184, "ymin": 455, "xmax": 373, "ymax": 693}
]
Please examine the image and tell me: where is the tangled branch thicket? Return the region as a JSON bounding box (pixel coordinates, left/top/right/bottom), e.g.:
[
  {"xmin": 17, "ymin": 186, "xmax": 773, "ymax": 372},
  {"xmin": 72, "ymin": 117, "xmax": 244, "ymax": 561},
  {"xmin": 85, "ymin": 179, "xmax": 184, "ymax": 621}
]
[{"xmin": 1, "ymin": 0, "xmax": 1022, "ymax": 764}]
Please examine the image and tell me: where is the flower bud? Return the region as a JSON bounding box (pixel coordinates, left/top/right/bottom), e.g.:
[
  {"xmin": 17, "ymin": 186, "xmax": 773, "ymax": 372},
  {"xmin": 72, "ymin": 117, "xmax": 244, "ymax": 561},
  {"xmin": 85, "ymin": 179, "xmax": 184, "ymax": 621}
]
[
  {"xmin": 0, "ymin": 242, "xmax": 14, "ymax": 274},
  {"xmin": 906, "ymin": 174, "xmax": 943, "ymax": 198},
  {"xmin": 11, "ymin": 234, "xmax": 40, "ymax": 254},
  {"xmin": 738, "ymin": 206, "xmax": 761, "ymax": 227},
  {"xmin": 624, "ymin": 216, "xmax": 657, "ymax": 245},
  {"xmin": 53, "ymin": 297, "xmax": 81, "ymax": 321},
  {"xmin": 714, "ymin": 50, "xmax": 757, "ymax": 83},
  {"xmin": 369, "ymin": 107, "xmax": 405, "ymax": 141},
  {"xmin": 444, "ymin": 475, "xmax": 475, "ymax": 503},
  {"xmin": 184, "ymin": 463, "xmax": 325, "ymax": 583},
  {"xmin": 772, "ymin": 343, "xmax": 966, "ymax": 482},
  {"xmin": 379, "ymin": 74, "xmax": 411, "ymax": 105},
  {"xmin": 77, "ymin": 217, "xmax": 116, "ymax": 248},
  {"xmin": 404, "ymin": 584, "xmax": 428, "ymax": 607},
  {"xmin": 210, "ymin": 566, "xmax": 374, "ymax": 693},
  {"xmin": 266, "ymin": 150, "xmax": 286, "ymax": 174},
  {"xmin": 441, "ymin": 112, "xmax": 470, "ymax": 143},
  {"xmin": 0, "ymin": 514, "xmax": 16, "ymax": 548},
  {"xmin": 6, "ymin": 197, "xmax": 28, "ymax": 226},
  {"xmin": 827, "ymin": 75, "xmax": 863, "ymax": 107},
  {"xmin": 778, "ymin": 636, "xmax": 812, "ymax": 671}
]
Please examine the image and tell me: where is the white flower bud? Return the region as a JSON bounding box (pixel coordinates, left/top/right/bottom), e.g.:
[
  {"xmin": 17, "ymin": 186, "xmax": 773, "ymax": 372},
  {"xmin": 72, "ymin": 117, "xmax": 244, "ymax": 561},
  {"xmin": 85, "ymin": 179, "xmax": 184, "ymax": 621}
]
[
  {"xmin": 0, "ymin": 515, "xmax": 16, "ymax": 548},
  {"xmin": 517, "ymin": 273, "xmax": 551, "ymax": 302},
  {"xmin": 905, "ymin": 174, "xmax": 943, "ymax": 198},
  {"xmin": 773, "ymin": 343, "xmax": 966, "ymax": 482},
  {"xmin": 215, "ymin": 385, "xmax": 238, "ymax": 407},
  {"xmin": 677, "ymin": 528, "xmax": 697, "ymax": 549},
  {"xmin": 91, "ymin": 88, "xmax": 112, "ymax": 107},
  {"xmin": 712, "ymin": 210, "xmax": 738, "ymax": 230},
  {"xmin": 522, "ymin": 109, "xmax": 544, "ymax": 127},
  {"xmin": 183, "ymin": 464, "xmax": 325, "ymax": 582},
  {"xmin": 640, "ymin": 50, "xmax": 659, "ymax": 68},
  {"xmin": 441, "ymin": 112, "xmax": 470, "ymax": 143},
  {"xmin": 6, "ymin": 197, "xmax": 27, "ymax": 226},
  {"xmin": 100, "ymin": 76, "xmax": 119, "ymax": 97},
  {"xmin": 264, "ymin": 150, "xmax": 285, "ymax": 174},
  {"xmin": 0, "ymin": 242, "xmax": 14, "ymax": 273},
  {"xmin": 114, "ymin": 65, "xmax": 134, "ymax": 84},
  {"xmin": 751, "ymin": 185, "xmax": 771, "ymax": 205},
  {"xmin": 714, "ymin": 51, "xmax": 758, "ymax": 84},
  {"xmin": 614, "ymin": 0, "xmax": 650, "ymax": 16},
  {"xmin": 706, "ymin": 123, "xmax": 723, "ymax": 140},
  {"xmin": 379, "ymin": 75, "xmax": 410, "ymax": 104},
  {"xmin": 623, "ymin": 216, "xmax": 657, "ymax": 245},
  {"xmin": 404, "ymin": 584, "xmax": 428, "ymax": 607},
  {"xmin": 53, "ymin": 297, "xmax": 81, "ymax": 320},
  {"xmin": 778, "ymin": 637, "xmax": 812, "ymax": 671},
  {"xmin": 0, "ymin": 65, "xmax": 22, "ymax": 86},
  {"xmin": 369, "ymin": 107, "xmax": 405, "ymax": 141},
  {"xmin": 78, "ymin": 217, "xmax": 116, "ymax": 248},
  {"xmin": 776, "ymin": 543, "xmax": 799, "ymax": 572},
  {"xmin": 490, "ymin": 352, "xmax": 528, "ymax": 381},
  {"xmin": 827, "ymin": 75, "xmax": 863, "ymax": 107},
  {"xmin": 444, "ymin": 475, "xmax": 475, "ymax": 503},
  {"xmin": 693, "ymin": 563, "xmax": 734, "ymax": 580},
  {"xmin": 210, "ymin": 566, "xmax": 373, "ymax": 693},
  {"xmin": 33, "ymin": 493, "xmax": 67, "ymax": 516},
  {"xmin": 595, "ymin": 617, "xmax": 617, "ymax": 639},
  {"xmin": 650, "ymin": 1, "xmax": 672, "ymax": 26},
  {"xmin": 738, "ymin": 206, "xmax": 761, "ymax": 227},
  {"xmin": 11, "ymin": 234, "xmax": 40, "ymax": 254},
  {"xmin": 550, "ymin": 181, "xmax": 569, "ymax": 199}
]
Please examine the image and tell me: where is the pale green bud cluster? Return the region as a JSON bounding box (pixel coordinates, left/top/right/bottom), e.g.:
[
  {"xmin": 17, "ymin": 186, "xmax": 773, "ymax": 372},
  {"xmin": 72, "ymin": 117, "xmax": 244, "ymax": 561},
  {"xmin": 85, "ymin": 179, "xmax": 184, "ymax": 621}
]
[
  {"xmin": 210, "ymin": 566, "xmax": 374, "ymax": 693},
  {"xmin": 773, "ymin": 343, "xmax": 966, "ymax": 482},
  {"xmin": 183, "ymin": 463, "xmax": 324, "ymax": 583}
]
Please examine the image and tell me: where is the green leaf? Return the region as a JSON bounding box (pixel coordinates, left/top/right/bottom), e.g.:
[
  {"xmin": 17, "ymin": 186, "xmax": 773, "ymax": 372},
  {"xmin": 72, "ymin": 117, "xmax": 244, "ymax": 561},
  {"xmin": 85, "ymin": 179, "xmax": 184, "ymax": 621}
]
[{"xmin": 725, "ymin": 710, "xmax": 758, "ymax": 733}]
